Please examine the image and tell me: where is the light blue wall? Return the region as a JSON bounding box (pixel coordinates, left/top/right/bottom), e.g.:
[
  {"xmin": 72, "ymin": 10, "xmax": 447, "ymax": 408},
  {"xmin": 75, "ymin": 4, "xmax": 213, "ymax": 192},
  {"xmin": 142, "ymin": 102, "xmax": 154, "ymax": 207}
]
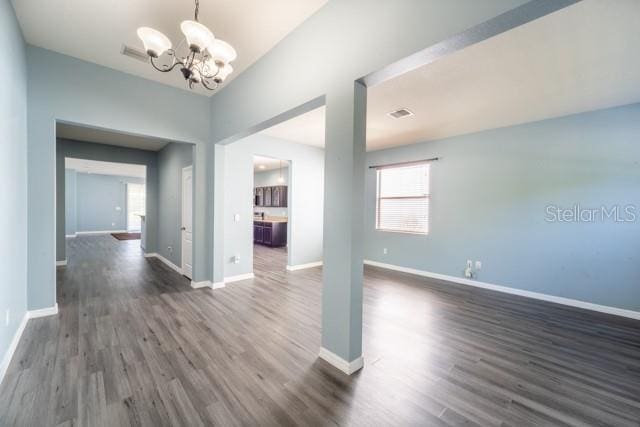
[
  {"xmin": 158, "ymin": 142, "xmax": 194, "ymax": 267},
  {"xmin": 365, "ymin": 103, "xmax": 640, "ymax": 312},
  {"xmin": 64, "ymin": 169, "xmax": 77, "ymax": 235},
  {"xmin": 56, "ymin": 138, "xmax": 157, "ymax": 262},
  {"xmin": 28, "ymin": 46, "xmax": 211, "ymax": 309},
  {"xmin": 207, "ymin": 0, "xmax": 529, "ymax": 362},
  {"xmin": 74, "ymin": 173, "xmax": 144, "ymax": 233},
  {"xmin": 0, "ymin": 0, "xmax": 28, "ymax": 376},
  {"xmin": 254, "ymin": 167, "xmax": 290, "ymax": 218},
  {"xmin": 224, "ymin": 134, "xmax": 324, "ymax": 277}
]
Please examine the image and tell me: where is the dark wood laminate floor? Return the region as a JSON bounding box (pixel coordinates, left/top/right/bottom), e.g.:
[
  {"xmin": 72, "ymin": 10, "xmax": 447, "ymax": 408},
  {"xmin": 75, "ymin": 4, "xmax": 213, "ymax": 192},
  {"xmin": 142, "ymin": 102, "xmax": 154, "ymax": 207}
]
[{"xmin": 1, "ymin": 235, "xmax": 639, "ymax": 426}]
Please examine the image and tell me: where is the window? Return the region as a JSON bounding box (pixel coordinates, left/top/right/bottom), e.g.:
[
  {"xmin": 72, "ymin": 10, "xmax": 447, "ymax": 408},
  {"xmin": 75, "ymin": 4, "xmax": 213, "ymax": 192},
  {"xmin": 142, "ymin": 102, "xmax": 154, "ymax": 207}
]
[
  {"xmin": 376, "ymin": 163, "xmax": 430, "ymax": 234},
  {"xmin": 127, "ymin": 183, "xmax": 146, "ymax": 231}
]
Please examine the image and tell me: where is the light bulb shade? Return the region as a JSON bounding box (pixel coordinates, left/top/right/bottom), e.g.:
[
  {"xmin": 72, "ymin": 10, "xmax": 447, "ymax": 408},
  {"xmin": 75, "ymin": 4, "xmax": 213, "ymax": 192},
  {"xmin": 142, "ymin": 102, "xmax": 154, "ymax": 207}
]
[
  {"xmin": 180, "ymin": 20, "xmax": 214, "ymax": 53},
  {"xmin": 207, "ymin": 39, "xmax": 237, "ymax": 64},
  {"xmin": 216, "ymin": 63, "xmax": 233, "ymax": 81},
  {"xmin": 137, "ymin": 27, "xmax": 172, "ymax": 58}
]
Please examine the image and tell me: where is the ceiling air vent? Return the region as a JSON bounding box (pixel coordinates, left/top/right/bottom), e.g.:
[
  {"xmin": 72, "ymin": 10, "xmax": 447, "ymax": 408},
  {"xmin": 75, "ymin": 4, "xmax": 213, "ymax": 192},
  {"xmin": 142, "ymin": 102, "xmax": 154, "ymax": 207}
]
[
  {"xmin": 388, "ymin": 108, "xmax": 414, "ymax": 119},
  {"xmin": 120, "ymin": 44, "xmax": 149, "ymax": 63}
]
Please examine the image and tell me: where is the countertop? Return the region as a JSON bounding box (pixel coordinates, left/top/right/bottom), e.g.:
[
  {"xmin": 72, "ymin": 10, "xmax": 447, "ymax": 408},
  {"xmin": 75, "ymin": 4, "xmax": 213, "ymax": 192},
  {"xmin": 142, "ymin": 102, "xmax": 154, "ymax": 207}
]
[{"xmin": 254, "ymin": 217, "xmax": 288, "ymax": 223}]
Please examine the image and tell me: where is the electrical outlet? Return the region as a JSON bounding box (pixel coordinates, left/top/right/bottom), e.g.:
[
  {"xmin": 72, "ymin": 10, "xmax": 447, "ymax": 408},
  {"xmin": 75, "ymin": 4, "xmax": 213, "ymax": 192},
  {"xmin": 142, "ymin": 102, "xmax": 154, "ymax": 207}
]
[
  {"xmin": 467, "ymin": 260, "xmax": 473, "ymax": 269},
  {"xmin": 112, "ymin": 222, "xmax": 116, "ymax": 227},
  {"xmin": 5, "ymin": 309, "xmax": 9, "ymax": 326},
  {"xmin": 475, "ymin": 261, "xmax": 482, "ymax": 270},
  {"xmin": 234, "ymin": 213, "xmax": 240, "ymax": 222},
  {"xmin": 233, "ymin": 255, "xmax": 240, "ymax": 264},
  {"xmin": 383, "ymin": 248, "xmax": 388, "ymax": 255},
  {"xmin": 167, "ymin": 246, "xmax": 173, "ymax": 253}
]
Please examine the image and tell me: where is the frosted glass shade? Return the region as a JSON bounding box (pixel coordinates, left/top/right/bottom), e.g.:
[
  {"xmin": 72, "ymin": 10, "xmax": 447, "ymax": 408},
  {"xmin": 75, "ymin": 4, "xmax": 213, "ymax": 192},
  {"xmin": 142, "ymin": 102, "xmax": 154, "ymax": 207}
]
[
  {"xmin": 180, "ymin": 20, "xmax": 215, "ymax": 53},
  {"xmin": 208, "ymin": 39, "xmax": 237, "ymax": 64},
  {"xmin": 216, "ymin": 63, "xmax": 233, "ymax": 81},
  {"xmin": 137, "ymin": 27, "xmax": 172, "ymax": 58}
]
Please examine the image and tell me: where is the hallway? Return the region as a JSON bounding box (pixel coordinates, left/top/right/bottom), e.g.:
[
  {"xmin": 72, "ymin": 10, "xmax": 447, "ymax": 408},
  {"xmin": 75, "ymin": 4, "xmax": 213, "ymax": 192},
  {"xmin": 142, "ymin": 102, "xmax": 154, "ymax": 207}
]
[{"xmin": 1, "ymin": 235, "xmax": 639, "ymax": 426}]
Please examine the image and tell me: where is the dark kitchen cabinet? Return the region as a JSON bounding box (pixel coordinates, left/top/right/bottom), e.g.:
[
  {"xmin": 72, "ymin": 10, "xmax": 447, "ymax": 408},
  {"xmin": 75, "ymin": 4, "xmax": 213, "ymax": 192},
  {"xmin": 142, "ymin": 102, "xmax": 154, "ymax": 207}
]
[
  {"xmin": 254, "ymin": 185, "xmax": 287, "ymax": 207},
  {"xmin": 253, "ymin": 221, "xmax": 287, "ymax": 247},
  {"xmin": 264, "ymin": 187, "xmax": 272, "ymax": 207},
  {"xmin": 253, "ymin": 224, "xmax": 264, "ymax": 243}
]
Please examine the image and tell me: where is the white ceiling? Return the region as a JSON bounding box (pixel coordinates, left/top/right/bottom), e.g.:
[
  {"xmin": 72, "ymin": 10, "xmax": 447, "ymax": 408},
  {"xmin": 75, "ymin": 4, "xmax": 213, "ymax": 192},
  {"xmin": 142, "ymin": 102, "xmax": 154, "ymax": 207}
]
[
  {"xmin": 258, "ymin": 0, "xmax": 640, "ymax": 151},
  {"xmin": 65, "ymin": 158, "xmax": 146, "ymax": 178},
  {"xmin": 57, "ymin": 122, "xmax": 173, "ymax": 151},
  {"xmin": 253, "ymin": 155, "xmax": 288, "ymax": 172},
  {"xmin": 13, "ymin": 0, "xmax": 327, "ymax": 96}
]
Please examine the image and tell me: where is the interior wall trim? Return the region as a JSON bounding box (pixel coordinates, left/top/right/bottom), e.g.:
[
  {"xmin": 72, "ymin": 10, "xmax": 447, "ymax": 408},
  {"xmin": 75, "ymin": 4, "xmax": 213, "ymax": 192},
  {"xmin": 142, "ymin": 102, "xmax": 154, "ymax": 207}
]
[
  {"xmin": 0, "ymin": 304, "xmax": 59, "ymax": 385},
  {"xmin": 212, "ymin": 282, "xmax": 226, "ymax": 289},
  {"xmin": 286, "ymin": 261, "xmax": 323, "ymax": 271},
  {"xmin": 75, "ymin": 230, "xmax": 128, "ymax": 235},
  {"xmin": 224, "ymin": 273, "xmax": 255, "ymax": 283},
  {"xmin": 364, "ymin": 260, "xmax": 640, "ymax": 321},
  {"xmin": 318, "ymin": 347, "xmax": 364, "ymax": 376},
  {"xmin": 56, "ymin": 259, "xmax": 67, "ymax": 267},
  {"xmin": 144, "ymin": 252, "xmax": 183, "ymax": 275},
  {"xmin": 190, "ymin": 280, "xmax": 212, "ymax": 289}
]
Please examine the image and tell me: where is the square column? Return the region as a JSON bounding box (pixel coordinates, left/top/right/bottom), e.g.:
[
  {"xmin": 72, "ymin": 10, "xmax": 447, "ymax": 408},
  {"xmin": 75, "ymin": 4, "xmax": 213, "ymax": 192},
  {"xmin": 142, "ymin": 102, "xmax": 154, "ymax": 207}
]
[{"xmin": 320, "ymin": 81, "xmax": 367, "ymax": 374}]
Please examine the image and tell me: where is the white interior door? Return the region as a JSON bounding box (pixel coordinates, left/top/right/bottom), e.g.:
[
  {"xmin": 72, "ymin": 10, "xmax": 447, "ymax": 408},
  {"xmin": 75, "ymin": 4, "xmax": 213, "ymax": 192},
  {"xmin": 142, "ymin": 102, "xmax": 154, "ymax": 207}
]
[{"xmin": 182, "ymin": 166, "xmax": 193, "ymax": 279}]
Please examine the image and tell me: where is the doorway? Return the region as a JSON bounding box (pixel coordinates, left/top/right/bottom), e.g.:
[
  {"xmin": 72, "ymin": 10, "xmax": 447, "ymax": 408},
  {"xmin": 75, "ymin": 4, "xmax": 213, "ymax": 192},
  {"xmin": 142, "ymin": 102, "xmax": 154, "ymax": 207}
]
[
  {"xmin": 126, "ymin": 182, "xmax": 146, "ymax": 231},
  {"xmin": 252, "ymin": 155, "xmax": 290, "ymax": 273}
]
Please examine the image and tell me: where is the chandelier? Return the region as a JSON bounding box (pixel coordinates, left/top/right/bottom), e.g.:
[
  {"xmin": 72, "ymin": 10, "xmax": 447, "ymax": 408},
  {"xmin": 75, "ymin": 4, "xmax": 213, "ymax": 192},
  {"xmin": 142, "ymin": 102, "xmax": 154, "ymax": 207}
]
[{"xmin": 136, "ymin": 0, "xmax": 236, "ymax": 91}]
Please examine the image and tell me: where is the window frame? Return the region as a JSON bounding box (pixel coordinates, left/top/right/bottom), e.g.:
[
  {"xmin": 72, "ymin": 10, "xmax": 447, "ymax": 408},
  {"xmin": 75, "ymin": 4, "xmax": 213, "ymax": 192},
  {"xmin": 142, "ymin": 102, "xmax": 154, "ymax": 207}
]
[{"xmin": 375, "ymin": 162, "xmax": 430, "ymax": 235}]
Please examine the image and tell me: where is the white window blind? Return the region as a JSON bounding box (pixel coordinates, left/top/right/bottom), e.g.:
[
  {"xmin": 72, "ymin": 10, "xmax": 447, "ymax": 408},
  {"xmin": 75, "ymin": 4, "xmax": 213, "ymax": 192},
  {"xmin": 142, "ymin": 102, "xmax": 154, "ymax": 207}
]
[{"xmin": 376, "ymin": 163, "xmax": 430, "ymax": 234}]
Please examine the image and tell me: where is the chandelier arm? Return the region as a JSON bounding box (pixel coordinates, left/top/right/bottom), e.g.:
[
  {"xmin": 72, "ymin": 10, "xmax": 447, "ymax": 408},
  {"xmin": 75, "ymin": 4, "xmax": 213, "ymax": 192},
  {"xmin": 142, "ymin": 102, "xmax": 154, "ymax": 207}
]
[
  {"xmin": 150, "ymin": 56, "xmax": 183, "ymax": 73},
  {"xmin": 200, "ymin": 77, "xmax": 218, "ymax": 91}
]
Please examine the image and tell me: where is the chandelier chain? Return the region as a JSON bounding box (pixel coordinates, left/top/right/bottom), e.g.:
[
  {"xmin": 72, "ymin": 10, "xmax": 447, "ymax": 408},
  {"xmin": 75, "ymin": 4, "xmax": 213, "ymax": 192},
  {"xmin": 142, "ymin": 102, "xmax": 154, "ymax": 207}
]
[{"xmin": 194, "ymin": 0, "xmax": 200, "ymax": 21}]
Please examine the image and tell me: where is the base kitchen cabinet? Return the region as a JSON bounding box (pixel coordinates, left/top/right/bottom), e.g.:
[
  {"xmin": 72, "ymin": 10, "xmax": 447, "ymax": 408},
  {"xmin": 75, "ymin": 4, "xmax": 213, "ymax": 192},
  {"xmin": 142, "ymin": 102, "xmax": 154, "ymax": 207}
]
[{"xmin": 253, "ymin": 220, "xmax": 287, "ymax": 247}]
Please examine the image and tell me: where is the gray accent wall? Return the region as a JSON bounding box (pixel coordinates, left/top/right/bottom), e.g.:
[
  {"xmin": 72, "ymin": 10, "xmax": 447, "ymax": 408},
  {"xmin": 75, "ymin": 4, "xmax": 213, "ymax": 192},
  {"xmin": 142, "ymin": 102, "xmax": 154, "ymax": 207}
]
[
  {"xmin": 365, "ymin": 103, "xmax": 640, "ymax": 312},
  {"xmin": 64, "ymin": 169, "xmax": 77, "ymax": 236},
  {"xmin": 224, "ymin": 135, "xmax": 323, "ymax": 277},
  {"xmin": 157, "ymin": 142, "xmax": 194, "ymax": 268},
  {"xmin": 56, "ymin": 139, "xmax": 158, "ymax": 262},
  {"xmin": 0, "ymin": 0, "xmax": 28, "ymax": 374}
]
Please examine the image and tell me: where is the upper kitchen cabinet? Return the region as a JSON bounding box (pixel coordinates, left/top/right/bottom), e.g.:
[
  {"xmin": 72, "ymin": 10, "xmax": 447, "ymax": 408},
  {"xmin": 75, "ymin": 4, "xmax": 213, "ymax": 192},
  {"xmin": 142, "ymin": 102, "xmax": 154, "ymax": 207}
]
[{"xmin": 254, "ymin": 185, "xmax": 288, "ymax": 207}]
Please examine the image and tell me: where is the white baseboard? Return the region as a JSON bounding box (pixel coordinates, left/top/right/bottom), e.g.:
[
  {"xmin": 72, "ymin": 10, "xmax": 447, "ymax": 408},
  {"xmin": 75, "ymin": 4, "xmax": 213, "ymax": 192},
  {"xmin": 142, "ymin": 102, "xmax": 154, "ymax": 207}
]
[
  {"xmin": 318, "ymin": 347, "xmax": 364, "ymax": 375},
  {"xmin": 212, "ymin": 281, "xmax": 226, "ymax": 289},
  {"xmin": 56, "ymin": 259, "xmax": 67, "ymax": 267},
  {"xmin": 28, "ymin": 303, "xmax": 59, "ymax": 319},
  {"xmin": 65, "ymin": 234, "xmax": 76, "ymax": 238},
  {"xmin": 75, "ymin": 230, "xmax": 127, "ymax": 235},
  {"xmin": 190, "ymin": 280, "xmax": 212, "ymax": 289},
  {"xmin": 224, "ymin": 273, "xmax": 254, "ymax": 283},
  {"xmin": 0, "ymin": 304, "xmax": 59, "ymax": 385},
  {"xmin": 364, "ymin": 260, "xmax": 640, "ymax": 321},
  {"xmin": 286, "ymin": 261, "xmax": 323, "ymax": 271},
  {"xmin": 144, "ymin": 253, "xmax": 183, "ymax": 275},
  {"xmin": 0, "ymin": 312, "xmax": 28, "ymax": 385}
]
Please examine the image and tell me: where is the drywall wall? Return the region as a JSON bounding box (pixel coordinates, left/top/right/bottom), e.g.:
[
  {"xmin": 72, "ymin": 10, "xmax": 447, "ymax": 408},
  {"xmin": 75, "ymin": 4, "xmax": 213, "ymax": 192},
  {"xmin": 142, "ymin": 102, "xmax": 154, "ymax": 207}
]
[
  {"xmin": 253, "ymin": 167, "xmax": 290, "ymax": 218},
  {"xmin": 224, "ymin": 135, "xmax": 323, "ymax": 277},
  {"xmin": 56, "ymin": 138, "xmax": 157, "ymax": 262},
  {"xmin": 365, "ymin": 103, "xmax": 640, "ymax": 312},
  {"xmin": 0, "ymin": 0, "xmax": 28, "ymax": 380},
  {"xmin": 28, "ymin": 46, "xmax": 210, "ymax": 310},
  {"xmin": 206, "ymin": 0, "xmax": 530, "ymax": 363},
  {"xmin": 157, "ymin": 142, "xmax": 194, "ymax": 268},
  {"xmin": 64, "ymin": 169, "xmax": 77, "ymax": 236},
  {"xmin": 73, "ymin": 173, "xmax": 144, "ymax": 233}
]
